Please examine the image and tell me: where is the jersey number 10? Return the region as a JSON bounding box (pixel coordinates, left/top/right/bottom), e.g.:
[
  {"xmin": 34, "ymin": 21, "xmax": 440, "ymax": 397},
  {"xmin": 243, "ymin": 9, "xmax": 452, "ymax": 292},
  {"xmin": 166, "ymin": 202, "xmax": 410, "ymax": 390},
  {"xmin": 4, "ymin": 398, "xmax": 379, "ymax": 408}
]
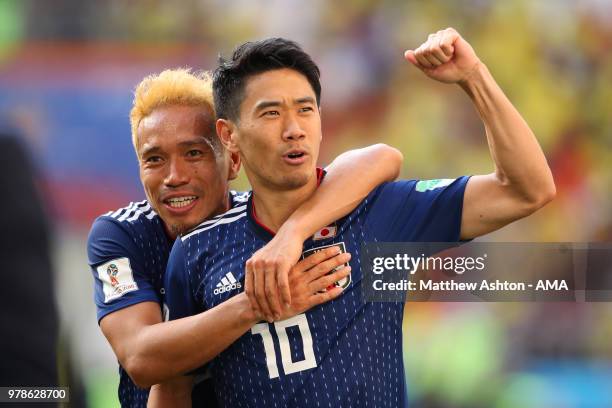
[{"xmin": 251, "ymin": 314, "xmax": 317, "ymax": 379}]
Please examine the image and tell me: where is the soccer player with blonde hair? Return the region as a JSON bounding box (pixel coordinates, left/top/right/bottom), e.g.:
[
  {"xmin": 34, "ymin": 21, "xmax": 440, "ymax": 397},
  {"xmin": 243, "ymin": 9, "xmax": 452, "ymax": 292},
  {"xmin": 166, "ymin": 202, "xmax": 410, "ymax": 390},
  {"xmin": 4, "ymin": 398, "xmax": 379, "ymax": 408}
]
[{"xmin": 87, "ymin": 67, "xmax": 403, "ymax": 407}]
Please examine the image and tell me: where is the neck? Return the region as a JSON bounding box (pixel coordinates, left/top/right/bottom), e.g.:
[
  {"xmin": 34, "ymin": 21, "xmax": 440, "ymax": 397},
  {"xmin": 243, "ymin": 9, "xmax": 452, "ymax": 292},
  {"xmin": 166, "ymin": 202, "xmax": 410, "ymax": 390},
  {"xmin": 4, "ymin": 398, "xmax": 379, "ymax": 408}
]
[{"xmin": 251, "ymin": 172, "xmax": 318, "ymax": 233}]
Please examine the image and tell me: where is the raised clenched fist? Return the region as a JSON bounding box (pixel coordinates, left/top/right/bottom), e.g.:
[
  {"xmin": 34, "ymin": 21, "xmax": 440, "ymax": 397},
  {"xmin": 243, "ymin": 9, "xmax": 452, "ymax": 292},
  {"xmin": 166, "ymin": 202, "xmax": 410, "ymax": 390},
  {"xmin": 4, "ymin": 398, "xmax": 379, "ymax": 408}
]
[{"xmin": 404, "ymin": 27, "xmax": 482, "ymax": 84}]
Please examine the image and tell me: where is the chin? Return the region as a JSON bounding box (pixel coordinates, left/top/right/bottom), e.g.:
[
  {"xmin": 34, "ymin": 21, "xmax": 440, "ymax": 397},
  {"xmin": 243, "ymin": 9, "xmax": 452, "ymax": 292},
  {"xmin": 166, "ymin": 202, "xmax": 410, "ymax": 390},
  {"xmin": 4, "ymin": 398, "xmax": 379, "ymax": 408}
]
[
  {"xmin": 280, "ymin": 172, "xmax": 311, "ymax": 190},
  {"xmin": 168, "ymin": 223, "xmax": 184, "ymax": 238},
  {"xmin": 168, "ymin": 219, "xmax": 197, "ymax": 237},
  {"xmin": 163, "ymin": 213, "xmax": 198, "ymax": 236}
]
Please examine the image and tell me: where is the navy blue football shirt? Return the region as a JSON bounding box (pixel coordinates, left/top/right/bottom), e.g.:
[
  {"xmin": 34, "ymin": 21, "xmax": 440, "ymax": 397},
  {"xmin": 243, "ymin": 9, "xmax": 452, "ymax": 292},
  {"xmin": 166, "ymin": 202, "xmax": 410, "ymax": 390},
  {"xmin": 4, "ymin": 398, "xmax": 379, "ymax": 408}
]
[
  {"xmin": 87, "ymin": 191, "xmax": 248, "ymax": 407},
  {"xmin": 165, "ymin": 177, "xmax": 470, "ymax": 408}
]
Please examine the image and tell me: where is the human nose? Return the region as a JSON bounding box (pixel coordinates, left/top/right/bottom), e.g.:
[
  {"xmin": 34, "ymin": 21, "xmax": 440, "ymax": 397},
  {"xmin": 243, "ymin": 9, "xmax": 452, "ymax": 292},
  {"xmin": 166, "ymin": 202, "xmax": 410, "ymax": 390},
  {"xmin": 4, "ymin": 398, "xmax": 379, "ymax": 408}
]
[
  {"xmin": 164, "ymin": 157, "xmax": 189, "ymax": 187},
  {"xmin": 281, "ymin": 114, "xmax": 306, "ymax": 142}
]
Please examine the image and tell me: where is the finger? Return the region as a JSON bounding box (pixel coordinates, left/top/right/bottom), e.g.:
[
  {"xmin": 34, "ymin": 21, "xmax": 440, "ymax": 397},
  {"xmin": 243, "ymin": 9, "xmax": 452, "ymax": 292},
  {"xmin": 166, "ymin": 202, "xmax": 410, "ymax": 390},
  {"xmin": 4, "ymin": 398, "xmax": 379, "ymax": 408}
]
[
  {"xmin": 404, "ymin": 50, "xmax": 419, "ymax": 67},
  {"xmin": 307, "ymin": 286, "xmax": 344, "ymax": 307},
  {"xmin": 421, "ymin": 39, "xmax": 445, "ymax": 66},
  {"xmin": 253, "ymin": 261, "xmax": 273, "ymax": 322},
  {"xmin": 414, "ymin": 45, "xmax": 433, "ymax": 68},
  {"xmin": 244, "ymin": 261, "xmax": 261, "ymax": 317},
  {"xmin": 428, "ymin": 37, "xmax": 452, "ymax": 64},
  {"xmin": 423, "ymin": 49, "xmax": 444, "ymax": 67},
  {"xmin": 264, "ymin": 262, "xmax": 282, "ymax": 320},
  {"xmin": 309, "ymin": 266, "xmax": 351, "ymax": 293},
  {"xmin": 440, "ymin": 28, "xmax": 458, "ymax": 56},
  {"xmin": 276, "ymin": 262, "xmax": 292, "ymax": 307},
  {"xmin": 305, "ymin": 252, "xmax": 352, "ymax": 281},
  {"xmin": 293, "ymin": 246, "xmax": 341, "ymax": 273}
]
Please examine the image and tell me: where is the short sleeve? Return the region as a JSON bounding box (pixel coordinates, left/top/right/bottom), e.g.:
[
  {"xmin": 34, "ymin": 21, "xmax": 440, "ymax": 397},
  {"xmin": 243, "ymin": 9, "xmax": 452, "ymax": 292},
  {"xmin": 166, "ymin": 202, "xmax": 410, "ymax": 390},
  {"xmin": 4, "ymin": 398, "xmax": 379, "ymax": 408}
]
[
  {"xmin": 164, "ymin": 237, "xmax": 200, "ymax": 321},
  {"xmin": 87, "ymin": 217, "xmax": 161, "ymax": 323},
  {"xmin": 366, "ymin": 176, "xmax": 470, "ymax": 242}
]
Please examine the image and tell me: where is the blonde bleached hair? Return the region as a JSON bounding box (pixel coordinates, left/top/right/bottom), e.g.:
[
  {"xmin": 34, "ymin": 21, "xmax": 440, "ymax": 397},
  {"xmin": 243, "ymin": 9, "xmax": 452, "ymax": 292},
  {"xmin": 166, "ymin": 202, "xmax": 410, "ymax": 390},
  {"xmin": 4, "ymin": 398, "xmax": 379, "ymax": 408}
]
[{"xmin": 130, "ymin": 68, "xmax": 215, "ymax": 154}]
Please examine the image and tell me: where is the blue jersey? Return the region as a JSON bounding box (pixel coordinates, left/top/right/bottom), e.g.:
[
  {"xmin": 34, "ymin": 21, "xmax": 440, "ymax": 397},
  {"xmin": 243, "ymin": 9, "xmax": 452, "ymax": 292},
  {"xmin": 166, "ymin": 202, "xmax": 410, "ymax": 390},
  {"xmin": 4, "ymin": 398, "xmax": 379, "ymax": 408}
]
[
  {"xmin": 165, "ymin": 177, "xmax": 469, "ymax": 408},
  {"xmin": 87, "ymin": 191, "xmax": 248, "ymax": 408}
]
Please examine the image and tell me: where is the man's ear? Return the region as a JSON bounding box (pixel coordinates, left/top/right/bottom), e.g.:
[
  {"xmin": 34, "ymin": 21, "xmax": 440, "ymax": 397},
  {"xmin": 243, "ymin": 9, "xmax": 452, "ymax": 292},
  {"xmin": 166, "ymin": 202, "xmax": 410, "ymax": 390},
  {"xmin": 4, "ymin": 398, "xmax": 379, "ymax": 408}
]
[
  {"xmin": 216, "ymin": 118, "xmax": 239, "ymax": 153},
  {"xmin": 227, "ymin": 151, "xmax": 241, "ymax": 180},
  {"xmin": 317, "ymin": 105, "xmax": 323, "ymax": 141}
]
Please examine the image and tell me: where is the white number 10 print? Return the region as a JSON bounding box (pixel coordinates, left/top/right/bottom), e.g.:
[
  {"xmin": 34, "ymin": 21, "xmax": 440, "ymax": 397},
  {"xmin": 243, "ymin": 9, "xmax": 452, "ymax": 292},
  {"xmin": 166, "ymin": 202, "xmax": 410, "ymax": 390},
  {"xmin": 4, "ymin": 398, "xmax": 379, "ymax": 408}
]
[{"xmin": 251, "ymin": 313, "xmax": 317, "ymax": 379}]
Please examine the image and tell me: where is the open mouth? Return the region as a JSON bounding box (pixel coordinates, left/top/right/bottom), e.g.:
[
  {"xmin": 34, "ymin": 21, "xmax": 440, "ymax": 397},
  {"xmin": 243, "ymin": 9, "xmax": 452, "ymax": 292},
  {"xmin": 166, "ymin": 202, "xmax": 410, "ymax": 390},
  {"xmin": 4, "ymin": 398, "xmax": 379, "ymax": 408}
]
[
  {"xmin": 164, "ymin": 196, "xmax": 197, "ymax": 209},
  {"xmin": 286, "ymin": 152, "xmax": 305, "ymax": 159},
  {"xmin": 283, "ymin": 150, "xmax": 308, "ymax": 165}
]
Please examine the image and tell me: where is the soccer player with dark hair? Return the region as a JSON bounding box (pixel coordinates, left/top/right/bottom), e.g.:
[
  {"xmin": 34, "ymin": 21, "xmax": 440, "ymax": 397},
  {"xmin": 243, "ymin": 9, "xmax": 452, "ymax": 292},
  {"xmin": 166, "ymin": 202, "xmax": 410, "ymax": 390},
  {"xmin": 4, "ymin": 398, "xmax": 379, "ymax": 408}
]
[
  {"xmin": 87, "ymin": 68, "xmax": 402, "ymax": 407},
  {"xmin": 161, "ymin": 28, "xmax": 555, "ymax": 407}
]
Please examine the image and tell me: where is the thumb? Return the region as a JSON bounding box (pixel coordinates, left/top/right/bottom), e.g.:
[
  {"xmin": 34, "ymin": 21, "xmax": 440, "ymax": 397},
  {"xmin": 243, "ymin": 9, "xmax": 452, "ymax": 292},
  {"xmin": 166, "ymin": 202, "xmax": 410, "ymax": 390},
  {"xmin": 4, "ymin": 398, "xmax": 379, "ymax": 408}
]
[{"xmin": 404, "ymin": 50, "xmax": 418, "ymax": 66}]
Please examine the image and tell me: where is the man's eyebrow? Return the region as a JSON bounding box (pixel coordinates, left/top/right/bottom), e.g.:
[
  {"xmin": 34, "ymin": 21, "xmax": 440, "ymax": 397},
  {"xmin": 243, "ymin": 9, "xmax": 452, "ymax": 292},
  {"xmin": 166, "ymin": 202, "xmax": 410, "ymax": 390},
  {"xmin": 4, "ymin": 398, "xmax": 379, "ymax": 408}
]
[
  {"xmin": 295, "ymin": 96, "xmax": 315, "ymax": 105},
  {"xmin": 254, "ymin": 100, "xmax": 282, "ymax": 112},
  {"xmin": 179, "ymin": 138, "xmax": 216, "ymax": 152},
  {"xmin": 140, "ymin": 139, "xmax": 211, "ymax": 157},
  {"xmin": 140, "ymin": 145, "xmax": 161, "ymax": 157},
  {"xmin": 177, "ymin": 139, "xmax": 209, "ymax": 148},
  {"xmin": 254, "ymin": 97, "xmax": 315, "ymax": 112}
]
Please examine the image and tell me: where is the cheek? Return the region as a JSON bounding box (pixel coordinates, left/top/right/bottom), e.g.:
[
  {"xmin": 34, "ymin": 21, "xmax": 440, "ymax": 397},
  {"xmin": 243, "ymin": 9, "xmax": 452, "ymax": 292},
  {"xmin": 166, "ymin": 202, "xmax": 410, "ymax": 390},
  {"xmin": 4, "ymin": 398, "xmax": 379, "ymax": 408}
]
[
  {"xmin": 140, "ymin": 171, "xmax": 158, "ymax": 195},
  {"xmin": 194, "ymin": 162, "xmax": 224, "ymax": 185},
  {"xmin": 244, "ymin": 124, "xmax": 273, "ymax": 147}
]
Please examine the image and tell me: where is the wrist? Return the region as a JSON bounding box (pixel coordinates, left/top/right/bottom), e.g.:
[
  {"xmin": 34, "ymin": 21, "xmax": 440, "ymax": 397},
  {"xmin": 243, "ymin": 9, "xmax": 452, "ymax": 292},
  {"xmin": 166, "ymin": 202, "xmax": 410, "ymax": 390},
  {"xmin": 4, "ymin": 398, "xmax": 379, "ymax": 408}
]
[
  {"xmin": 458, "ymin": 60, "xmax": 488, "ymax": 91},
  {"xmin": 234, "ymin": 293, "xmax": 261, "ymax": 326},
  {"xmin": 276, "ymin": 216, "xmax": 311, "ymax": 242}
]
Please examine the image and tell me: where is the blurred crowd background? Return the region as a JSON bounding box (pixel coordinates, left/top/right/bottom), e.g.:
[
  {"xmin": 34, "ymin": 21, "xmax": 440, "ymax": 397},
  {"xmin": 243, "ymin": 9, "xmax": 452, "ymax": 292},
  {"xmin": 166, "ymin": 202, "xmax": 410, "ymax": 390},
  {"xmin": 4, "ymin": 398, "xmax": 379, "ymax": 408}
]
[{"xmin": 0, "ymin": 0, "xmax": 611, "ymax": 406}]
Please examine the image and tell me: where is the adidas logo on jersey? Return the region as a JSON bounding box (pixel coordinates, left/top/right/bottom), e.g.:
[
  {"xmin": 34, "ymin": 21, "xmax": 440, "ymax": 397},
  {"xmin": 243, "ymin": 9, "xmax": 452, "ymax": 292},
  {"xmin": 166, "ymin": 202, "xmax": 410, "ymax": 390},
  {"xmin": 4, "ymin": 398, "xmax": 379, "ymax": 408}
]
[{"xmin": 214, "ymin": 272, "xmax": 242, "ymax": 295}]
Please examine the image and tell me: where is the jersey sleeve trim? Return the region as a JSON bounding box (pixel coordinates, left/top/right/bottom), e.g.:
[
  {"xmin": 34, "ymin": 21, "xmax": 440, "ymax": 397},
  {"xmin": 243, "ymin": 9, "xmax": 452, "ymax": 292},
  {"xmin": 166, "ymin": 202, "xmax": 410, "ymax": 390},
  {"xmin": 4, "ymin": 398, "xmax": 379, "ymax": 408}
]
[{"xmin": 97, "ymin": 296, "xmax": 161, "ymax": 324}]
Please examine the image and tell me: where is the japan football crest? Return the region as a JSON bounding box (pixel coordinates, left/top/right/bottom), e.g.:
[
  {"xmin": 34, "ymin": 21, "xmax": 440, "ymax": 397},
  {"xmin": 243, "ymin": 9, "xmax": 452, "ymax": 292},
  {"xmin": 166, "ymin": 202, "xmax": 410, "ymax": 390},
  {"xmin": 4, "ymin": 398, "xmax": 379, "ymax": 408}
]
[{"xmin": 301, "ymin": 242, "xmax": 351, "ymax": 291}]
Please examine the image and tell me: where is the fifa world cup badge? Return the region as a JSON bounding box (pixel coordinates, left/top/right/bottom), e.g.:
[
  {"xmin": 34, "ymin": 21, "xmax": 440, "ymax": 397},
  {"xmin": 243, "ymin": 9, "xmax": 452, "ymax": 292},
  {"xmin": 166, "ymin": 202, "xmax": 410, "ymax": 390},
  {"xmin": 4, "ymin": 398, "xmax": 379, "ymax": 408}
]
[
  {"xmin": 107, "ymin": 263, "xmax": 120, "ymax": 287},
  {"xmin": 97, "ymin": 257, "xmax": 139, "ymax": 303}
]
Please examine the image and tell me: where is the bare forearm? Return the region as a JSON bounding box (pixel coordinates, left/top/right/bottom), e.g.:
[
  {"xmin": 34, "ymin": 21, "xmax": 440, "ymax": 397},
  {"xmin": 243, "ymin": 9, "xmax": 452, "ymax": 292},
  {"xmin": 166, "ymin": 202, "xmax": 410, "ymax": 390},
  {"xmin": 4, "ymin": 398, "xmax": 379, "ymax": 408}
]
[
  {"xmin": 460, "ymin": 63, "xmax": 555, "ymax": 201},
  {"xmin": 404, "ymin": 28, "xmax": 555, "ymax": 239},
  {"xmin": 127, "ymin": 294, "xmax": 257, "ymax": 387},
  {"xmin": 282, "ymin": 144, "xmax": 402, "ymax": 240},
  {"xmin": 147, "ymin": 376, "xmax": 193, "ymax": 408}
]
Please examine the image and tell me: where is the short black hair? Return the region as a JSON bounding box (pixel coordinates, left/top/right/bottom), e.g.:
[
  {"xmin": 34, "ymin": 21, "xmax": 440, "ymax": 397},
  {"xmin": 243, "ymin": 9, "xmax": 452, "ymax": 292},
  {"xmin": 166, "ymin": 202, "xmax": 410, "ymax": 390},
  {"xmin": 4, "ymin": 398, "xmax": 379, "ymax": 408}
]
[{"xmin": 213, "ymin": 38, "xmax": 321, "ymax": 121}]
